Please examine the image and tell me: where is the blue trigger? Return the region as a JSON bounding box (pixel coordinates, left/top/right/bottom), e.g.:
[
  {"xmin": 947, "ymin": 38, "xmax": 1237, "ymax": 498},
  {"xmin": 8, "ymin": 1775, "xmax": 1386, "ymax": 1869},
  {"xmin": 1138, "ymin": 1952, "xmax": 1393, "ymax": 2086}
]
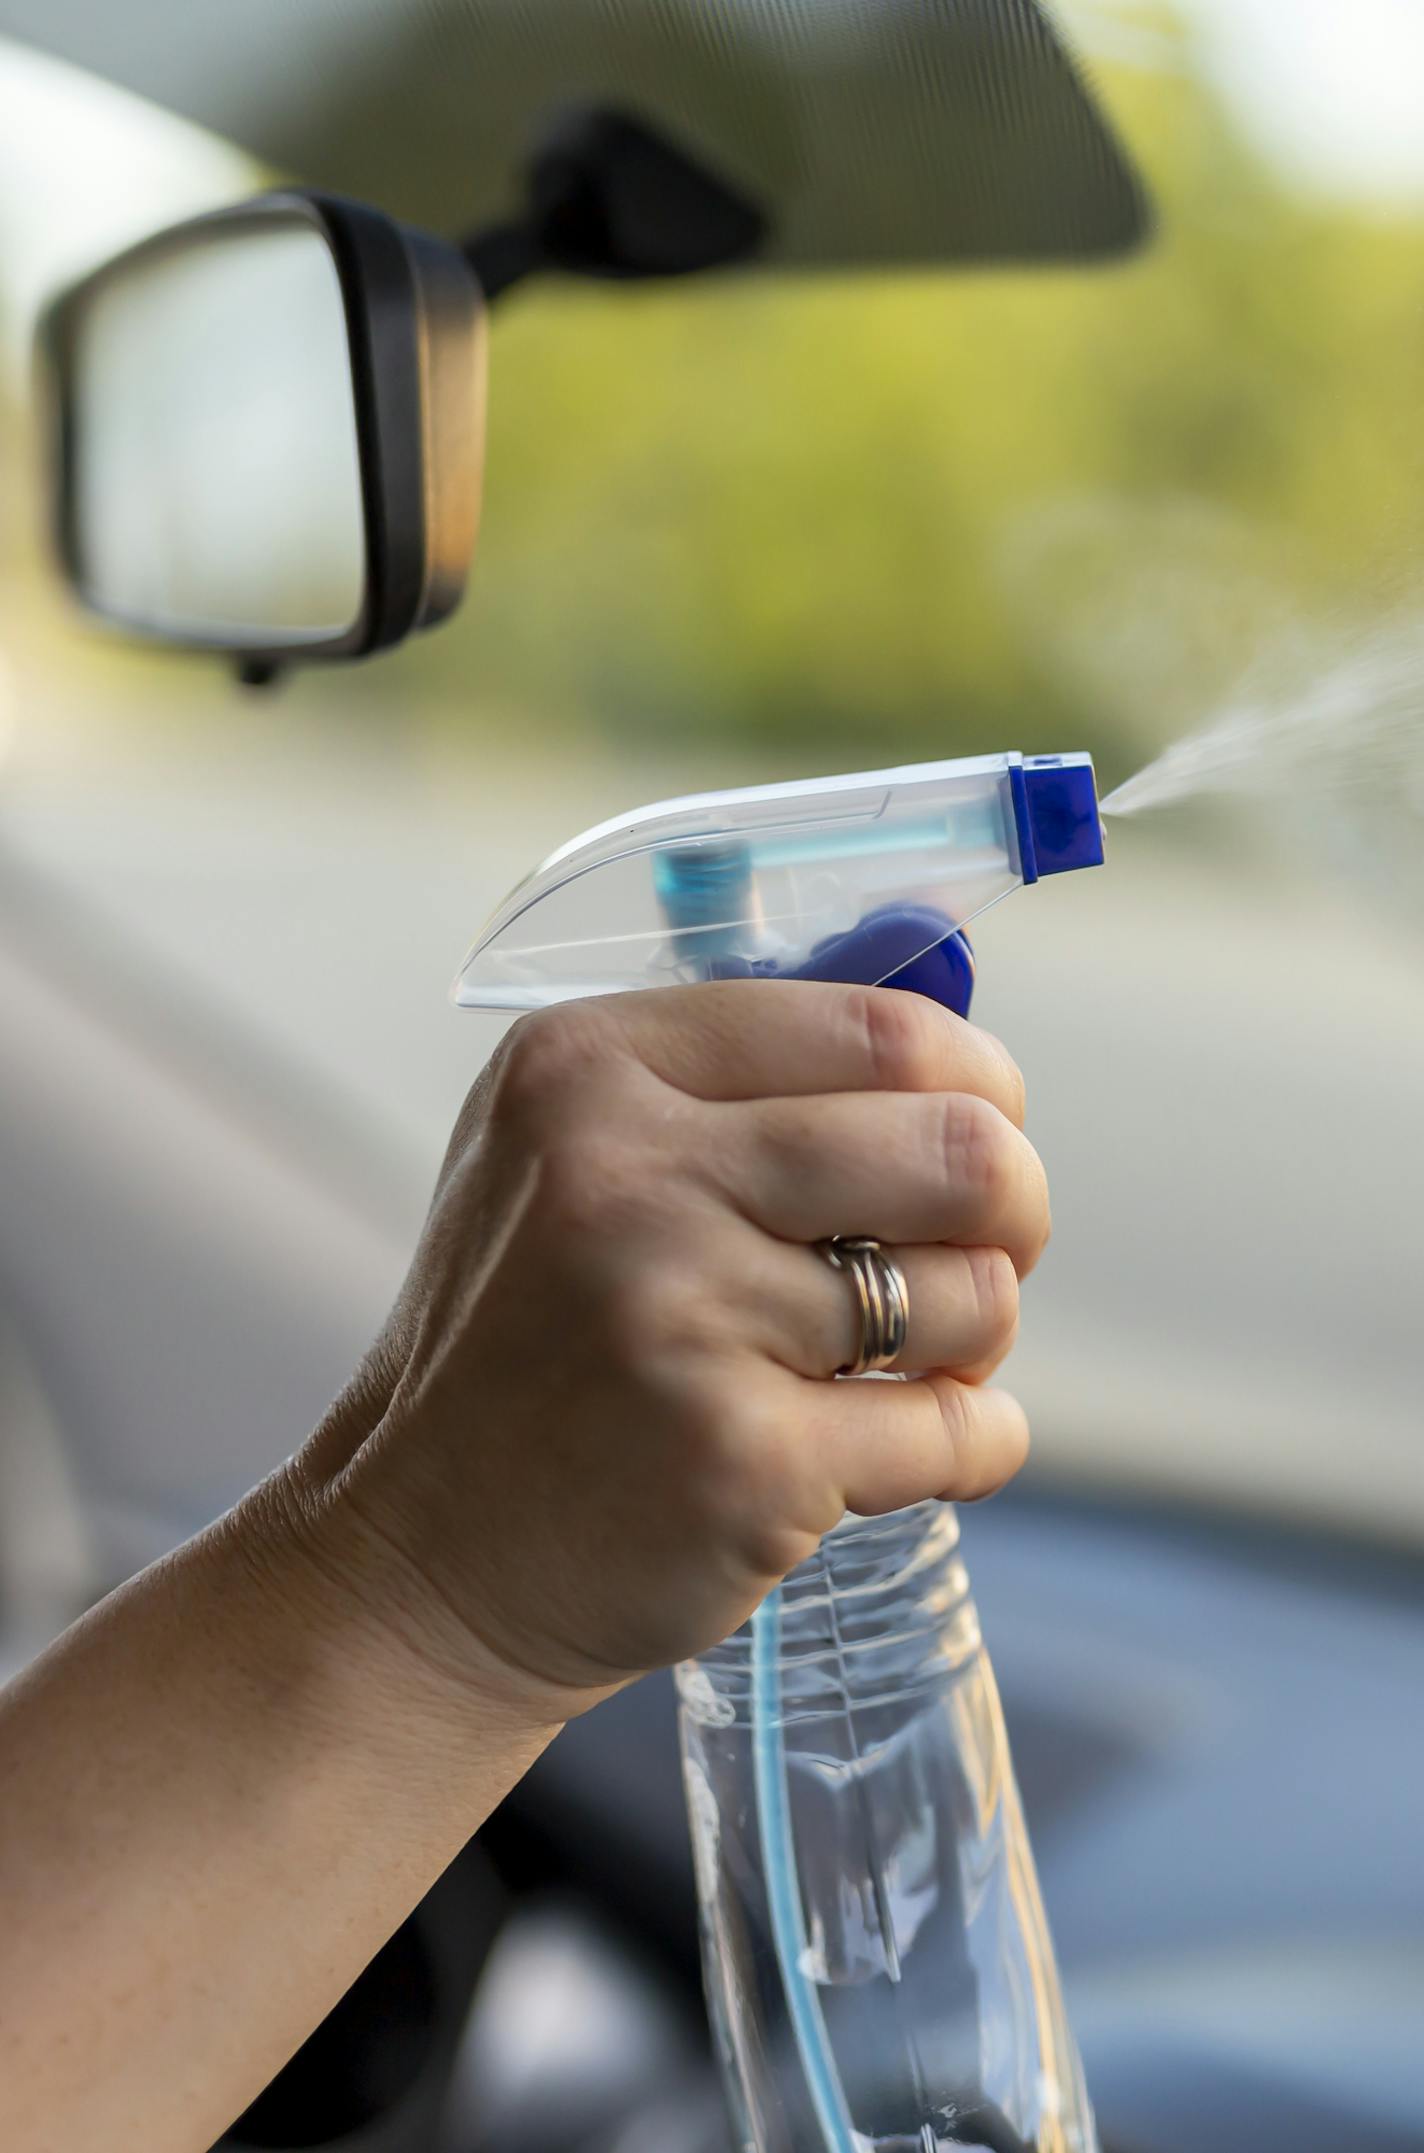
[
  {"xmin": 880, "ymin": 929, "xmax": 975, "ymax": 1018},
  {"xmin": 790, "ymin": 904, "xmax": 976, "ymax": 1019}
]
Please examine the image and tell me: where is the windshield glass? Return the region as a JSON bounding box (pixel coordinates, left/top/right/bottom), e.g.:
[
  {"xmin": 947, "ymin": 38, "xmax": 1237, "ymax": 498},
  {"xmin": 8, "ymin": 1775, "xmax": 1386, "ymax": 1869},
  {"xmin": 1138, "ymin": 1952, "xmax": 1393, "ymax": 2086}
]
[{"xmin": 0, "ymin": 9, "xmax": 1420, "ymax": 1554}]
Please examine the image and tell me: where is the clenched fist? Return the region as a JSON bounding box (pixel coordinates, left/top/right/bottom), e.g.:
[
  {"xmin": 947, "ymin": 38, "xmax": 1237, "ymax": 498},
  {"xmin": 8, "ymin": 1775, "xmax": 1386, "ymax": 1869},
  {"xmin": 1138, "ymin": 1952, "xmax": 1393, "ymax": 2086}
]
[{"xmin": 285, "ymin": 980, "xmax": 1049, "ymax": 1722}]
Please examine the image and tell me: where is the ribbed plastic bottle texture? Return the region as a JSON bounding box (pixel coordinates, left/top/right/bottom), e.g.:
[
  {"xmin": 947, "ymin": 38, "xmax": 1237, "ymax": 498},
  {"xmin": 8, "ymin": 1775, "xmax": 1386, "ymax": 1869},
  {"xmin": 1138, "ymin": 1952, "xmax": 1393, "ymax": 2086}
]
[{"xmin": 676, "ymin": 1502, "xmax": 1097, "ymax": 2153}]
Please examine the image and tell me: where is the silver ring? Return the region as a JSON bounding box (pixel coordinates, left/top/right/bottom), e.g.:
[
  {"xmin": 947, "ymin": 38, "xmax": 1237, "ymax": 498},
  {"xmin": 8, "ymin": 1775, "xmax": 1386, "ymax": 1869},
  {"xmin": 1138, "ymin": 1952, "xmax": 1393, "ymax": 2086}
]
[{"xmin": 817, "ymin": 1235, "xmax": 909, "ymax": 1376}]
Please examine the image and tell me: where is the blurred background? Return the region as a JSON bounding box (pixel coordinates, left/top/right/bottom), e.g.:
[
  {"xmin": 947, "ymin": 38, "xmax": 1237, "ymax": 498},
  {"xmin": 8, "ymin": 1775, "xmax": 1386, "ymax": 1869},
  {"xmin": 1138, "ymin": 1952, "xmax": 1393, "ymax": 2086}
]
[{"xmin": 0, "ymin": 4, "xmax": 1420, "ymax": 2151}]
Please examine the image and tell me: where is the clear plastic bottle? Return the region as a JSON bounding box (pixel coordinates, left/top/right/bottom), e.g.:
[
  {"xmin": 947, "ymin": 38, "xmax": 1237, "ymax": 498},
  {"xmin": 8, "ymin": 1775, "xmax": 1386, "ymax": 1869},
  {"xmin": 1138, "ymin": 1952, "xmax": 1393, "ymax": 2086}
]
[
  {"xmin": 677, "ymin": 1502, "xmax": 1097, "ymax": 2153},
  {"xmin": 452, "ymin": 752, "xmax": 1106, "ymax": 2146}
]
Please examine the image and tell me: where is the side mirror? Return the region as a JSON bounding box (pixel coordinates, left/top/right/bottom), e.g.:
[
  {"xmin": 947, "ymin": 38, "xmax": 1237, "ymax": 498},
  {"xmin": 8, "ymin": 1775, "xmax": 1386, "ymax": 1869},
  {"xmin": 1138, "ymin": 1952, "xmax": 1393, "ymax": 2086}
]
[{"xmin": 41, "ymin": 190, "xmax": 486, "ymax": 672}]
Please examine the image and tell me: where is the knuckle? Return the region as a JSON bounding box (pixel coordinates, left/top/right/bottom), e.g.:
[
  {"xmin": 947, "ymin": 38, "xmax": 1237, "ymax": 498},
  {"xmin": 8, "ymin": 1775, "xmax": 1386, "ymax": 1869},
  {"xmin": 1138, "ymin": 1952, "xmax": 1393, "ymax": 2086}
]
[
  {"xmin": 941, "ymin": 1091, "xmax": 1018, "ymax": 1222},
  {"xmin": 932, "ymin": 1375, "xmax": 975, "ymax": 1482},
  {"xmin": 492, "ymin": 1002, "xmax": 620, "ymax": 1123},
  {"xmin": 987, "ymin": 1035, "xmax": 1028, "ymax": 1130},
  {"xmin": 1028, "ymin": 1156, "xmax": 1053, "ymax": 1270},
  {"xmin": 855, "ymin": 986, "xmax": 945, "ymax": 1093},
  {"xmin": 965, "ymin": 1245, "xmax": 1021, "ymax": 1358},
  {"xmin": 978, "ymin": 1398, "xmax": 1032, "ymax": 1497},
  {"xmin": 931, "ymin": 1379, "xmax": 1030, "ymax": 1499},
  {"xmin": 1016, "ymin": 1140, "xmax": 1053, "ymax": 1273}
]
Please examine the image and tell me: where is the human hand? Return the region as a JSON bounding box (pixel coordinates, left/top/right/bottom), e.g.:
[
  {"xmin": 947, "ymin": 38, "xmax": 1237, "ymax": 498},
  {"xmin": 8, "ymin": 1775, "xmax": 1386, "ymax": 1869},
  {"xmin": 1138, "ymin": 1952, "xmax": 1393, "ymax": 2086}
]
[{"xmin": 287, "ymin": 981, "xmax": 1048, "ymax": 1724}]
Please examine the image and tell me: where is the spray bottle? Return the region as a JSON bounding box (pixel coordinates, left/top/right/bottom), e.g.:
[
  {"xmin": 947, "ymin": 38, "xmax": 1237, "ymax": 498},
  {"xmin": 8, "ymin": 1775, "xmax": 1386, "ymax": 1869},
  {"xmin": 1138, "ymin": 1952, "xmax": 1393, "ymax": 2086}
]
[{"xmin": 455, "ymin": 750, "xmax": 1104, "ymax": 2153}]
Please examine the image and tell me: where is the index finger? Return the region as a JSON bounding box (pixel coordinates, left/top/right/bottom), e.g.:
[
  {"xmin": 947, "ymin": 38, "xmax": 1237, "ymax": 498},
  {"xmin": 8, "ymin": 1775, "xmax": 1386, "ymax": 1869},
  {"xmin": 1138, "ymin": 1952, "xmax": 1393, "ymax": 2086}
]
[{"xmin": 599, "ymin": 980, "xmax": 1026, "ymax": 1125}]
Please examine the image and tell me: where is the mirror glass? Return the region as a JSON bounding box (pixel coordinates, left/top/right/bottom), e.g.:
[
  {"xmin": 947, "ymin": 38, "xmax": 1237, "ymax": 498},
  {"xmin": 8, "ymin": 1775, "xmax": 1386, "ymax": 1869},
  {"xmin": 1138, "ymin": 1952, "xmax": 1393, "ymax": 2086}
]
[{"xmin": 69, "ymin": 215, "xmax": 365, "ymax": 646}]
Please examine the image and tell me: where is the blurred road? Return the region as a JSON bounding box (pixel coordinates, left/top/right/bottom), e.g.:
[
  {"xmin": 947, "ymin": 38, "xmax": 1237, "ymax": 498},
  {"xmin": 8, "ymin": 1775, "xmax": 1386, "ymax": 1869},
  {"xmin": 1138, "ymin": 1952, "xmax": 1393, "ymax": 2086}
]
[{"xmin": 2, "ymin": 697, "xmax": 1421, "ymax": 1568}]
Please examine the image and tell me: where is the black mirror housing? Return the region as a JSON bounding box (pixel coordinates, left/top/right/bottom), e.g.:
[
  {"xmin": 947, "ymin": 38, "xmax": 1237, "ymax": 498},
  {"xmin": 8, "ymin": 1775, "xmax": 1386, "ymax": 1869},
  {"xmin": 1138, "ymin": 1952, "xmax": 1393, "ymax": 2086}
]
[{"xmin": 41, "ymin": 189, "xmax": 487, "ymax": 670}]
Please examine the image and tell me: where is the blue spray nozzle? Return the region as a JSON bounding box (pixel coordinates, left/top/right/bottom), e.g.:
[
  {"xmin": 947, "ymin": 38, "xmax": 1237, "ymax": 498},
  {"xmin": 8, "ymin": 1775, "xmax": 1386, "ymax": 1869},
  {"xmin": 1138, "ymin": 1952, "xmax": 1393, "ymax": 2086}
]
[{"xmin": 1010, "ymin": 754, "xmax": 1105, "ymax": 883}]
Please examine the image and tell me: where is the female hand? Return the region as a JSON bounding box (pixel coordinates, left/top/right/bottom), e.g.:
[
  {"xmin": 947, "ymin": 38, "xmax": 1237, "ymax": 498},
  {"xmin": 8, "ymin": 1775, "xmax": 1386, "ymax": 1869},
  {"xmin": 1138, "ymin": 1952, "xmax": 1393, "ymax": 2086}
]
[
  {"xmin": 0, "ymin": 977, "xmax": 1050, "ymax": 2153},
  {"xmin": 287, "ymin": 979, "xmax": 1048, "ymax": 1724}
]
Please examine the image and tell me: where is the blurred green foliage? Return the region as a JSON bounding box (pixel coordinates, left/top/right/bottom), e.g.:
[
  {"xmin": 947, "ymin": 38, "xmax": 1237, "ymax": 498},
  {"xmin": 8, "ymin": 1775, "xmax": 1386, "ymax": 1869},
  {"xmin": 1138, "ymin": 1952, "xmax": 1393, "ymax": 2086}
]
[
  {"xmin": 6, "ymin": 4, "xmax": 1424, "ymax": 787},
  {"xmin": 411, "ymin": 10, "xmax": 1424, "ymax": 783}
]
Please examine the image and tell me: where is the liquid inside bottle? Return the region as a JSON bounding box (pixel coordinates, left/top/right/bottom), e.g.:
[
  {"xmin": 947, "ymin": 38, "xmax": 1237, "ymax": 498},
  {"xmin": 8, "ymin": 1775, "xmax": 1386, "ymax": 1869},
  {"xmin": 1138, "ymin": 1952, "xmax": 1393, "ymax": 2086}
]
[{"xmin": 677, "ymin": 1502, "xmax": 1097, "ymax": 2153}]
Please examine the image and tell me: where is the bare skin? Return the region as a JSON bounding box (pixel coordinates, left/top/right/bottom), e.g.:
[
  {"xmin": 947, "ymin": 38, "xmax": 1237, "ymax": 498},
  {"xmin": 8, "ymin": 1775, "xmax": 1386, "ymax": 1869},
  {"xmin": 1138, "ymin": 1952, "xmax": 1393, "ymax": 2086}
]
[{"xmin": 0, "ymin": 981, "xmax": 1048, "ymax": 2153}]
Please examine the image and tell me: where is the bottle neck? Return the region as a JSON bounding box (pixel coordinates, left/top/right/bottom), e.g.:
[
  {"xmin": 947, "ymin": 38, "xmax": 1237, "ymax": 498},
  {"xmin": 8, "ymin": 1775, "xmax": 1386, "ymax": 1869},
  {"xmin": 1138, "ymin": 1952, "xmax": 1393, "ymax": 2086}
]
[{"xmin": 680, "ymin": 1500, "xmax": 980, "ymax": 1725}]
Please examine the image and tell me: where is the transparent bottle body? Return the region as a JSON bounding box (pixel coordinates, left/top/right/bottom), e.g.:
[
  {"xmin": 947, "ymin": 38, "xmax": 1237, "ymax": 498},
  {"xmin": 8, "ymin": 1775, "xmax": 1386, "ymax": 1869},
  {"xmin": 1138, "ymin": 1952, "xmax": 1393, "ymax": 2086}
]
[{"xmin": 676, "ymin": 1503, "xmax": 1097, "ymax": 2153}]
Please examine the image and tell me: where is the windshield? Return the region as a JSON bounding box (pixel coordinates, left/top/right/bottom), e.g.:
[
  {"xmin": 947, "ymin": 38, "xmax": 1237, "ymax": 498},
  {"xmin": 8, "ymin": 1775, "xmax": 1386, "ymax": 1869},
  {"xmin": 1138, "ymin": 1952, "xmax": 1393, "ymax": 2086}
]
[{"xmin": 0, "ymin": 6, "xmax": 1420, "ymax": 1556}]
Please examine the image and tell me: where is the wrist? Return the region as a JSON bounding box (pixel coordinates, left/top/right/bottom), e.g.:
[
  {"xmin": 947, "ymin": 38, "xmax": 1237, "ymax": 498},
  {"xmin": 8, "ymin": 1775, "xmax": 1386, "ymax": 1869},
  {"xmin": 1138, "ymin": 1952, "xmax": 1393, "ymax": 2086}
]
[
  {"xmin": 226, "ymin": 1463, "xmax": 568, "ymax": 1778},
  {"xmin": 254, "ymin": 1448, "xmax": 598, "ymax": 1742}
]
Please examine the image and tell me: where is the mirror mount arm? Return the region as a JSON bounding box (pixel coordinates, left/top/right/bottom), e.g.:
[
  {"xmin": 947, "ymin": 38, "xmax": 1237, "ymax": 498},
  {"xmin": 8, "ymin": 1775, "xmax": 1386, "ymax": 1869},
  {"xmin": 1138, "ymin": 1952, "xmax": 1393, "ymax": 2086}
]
[
  {"xmin": 461, "ymin": 220, "xmax": 546, "ymax": 305},
  {"xmin": 459, "ymin": 104, "xmax": 767, "ymax": 304}
]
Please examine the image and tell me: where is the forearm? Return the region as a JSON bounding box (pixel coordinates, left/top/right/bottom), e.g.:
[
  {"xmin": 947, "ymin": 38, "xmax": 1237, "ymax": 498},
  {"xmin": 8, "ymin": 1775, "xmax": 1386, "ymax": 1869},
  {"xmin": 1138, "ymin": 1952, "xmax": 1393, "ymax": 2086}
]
[{"xmin": 0, "ymin": 1473, "xmax": 558, "ymax": 2153}]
